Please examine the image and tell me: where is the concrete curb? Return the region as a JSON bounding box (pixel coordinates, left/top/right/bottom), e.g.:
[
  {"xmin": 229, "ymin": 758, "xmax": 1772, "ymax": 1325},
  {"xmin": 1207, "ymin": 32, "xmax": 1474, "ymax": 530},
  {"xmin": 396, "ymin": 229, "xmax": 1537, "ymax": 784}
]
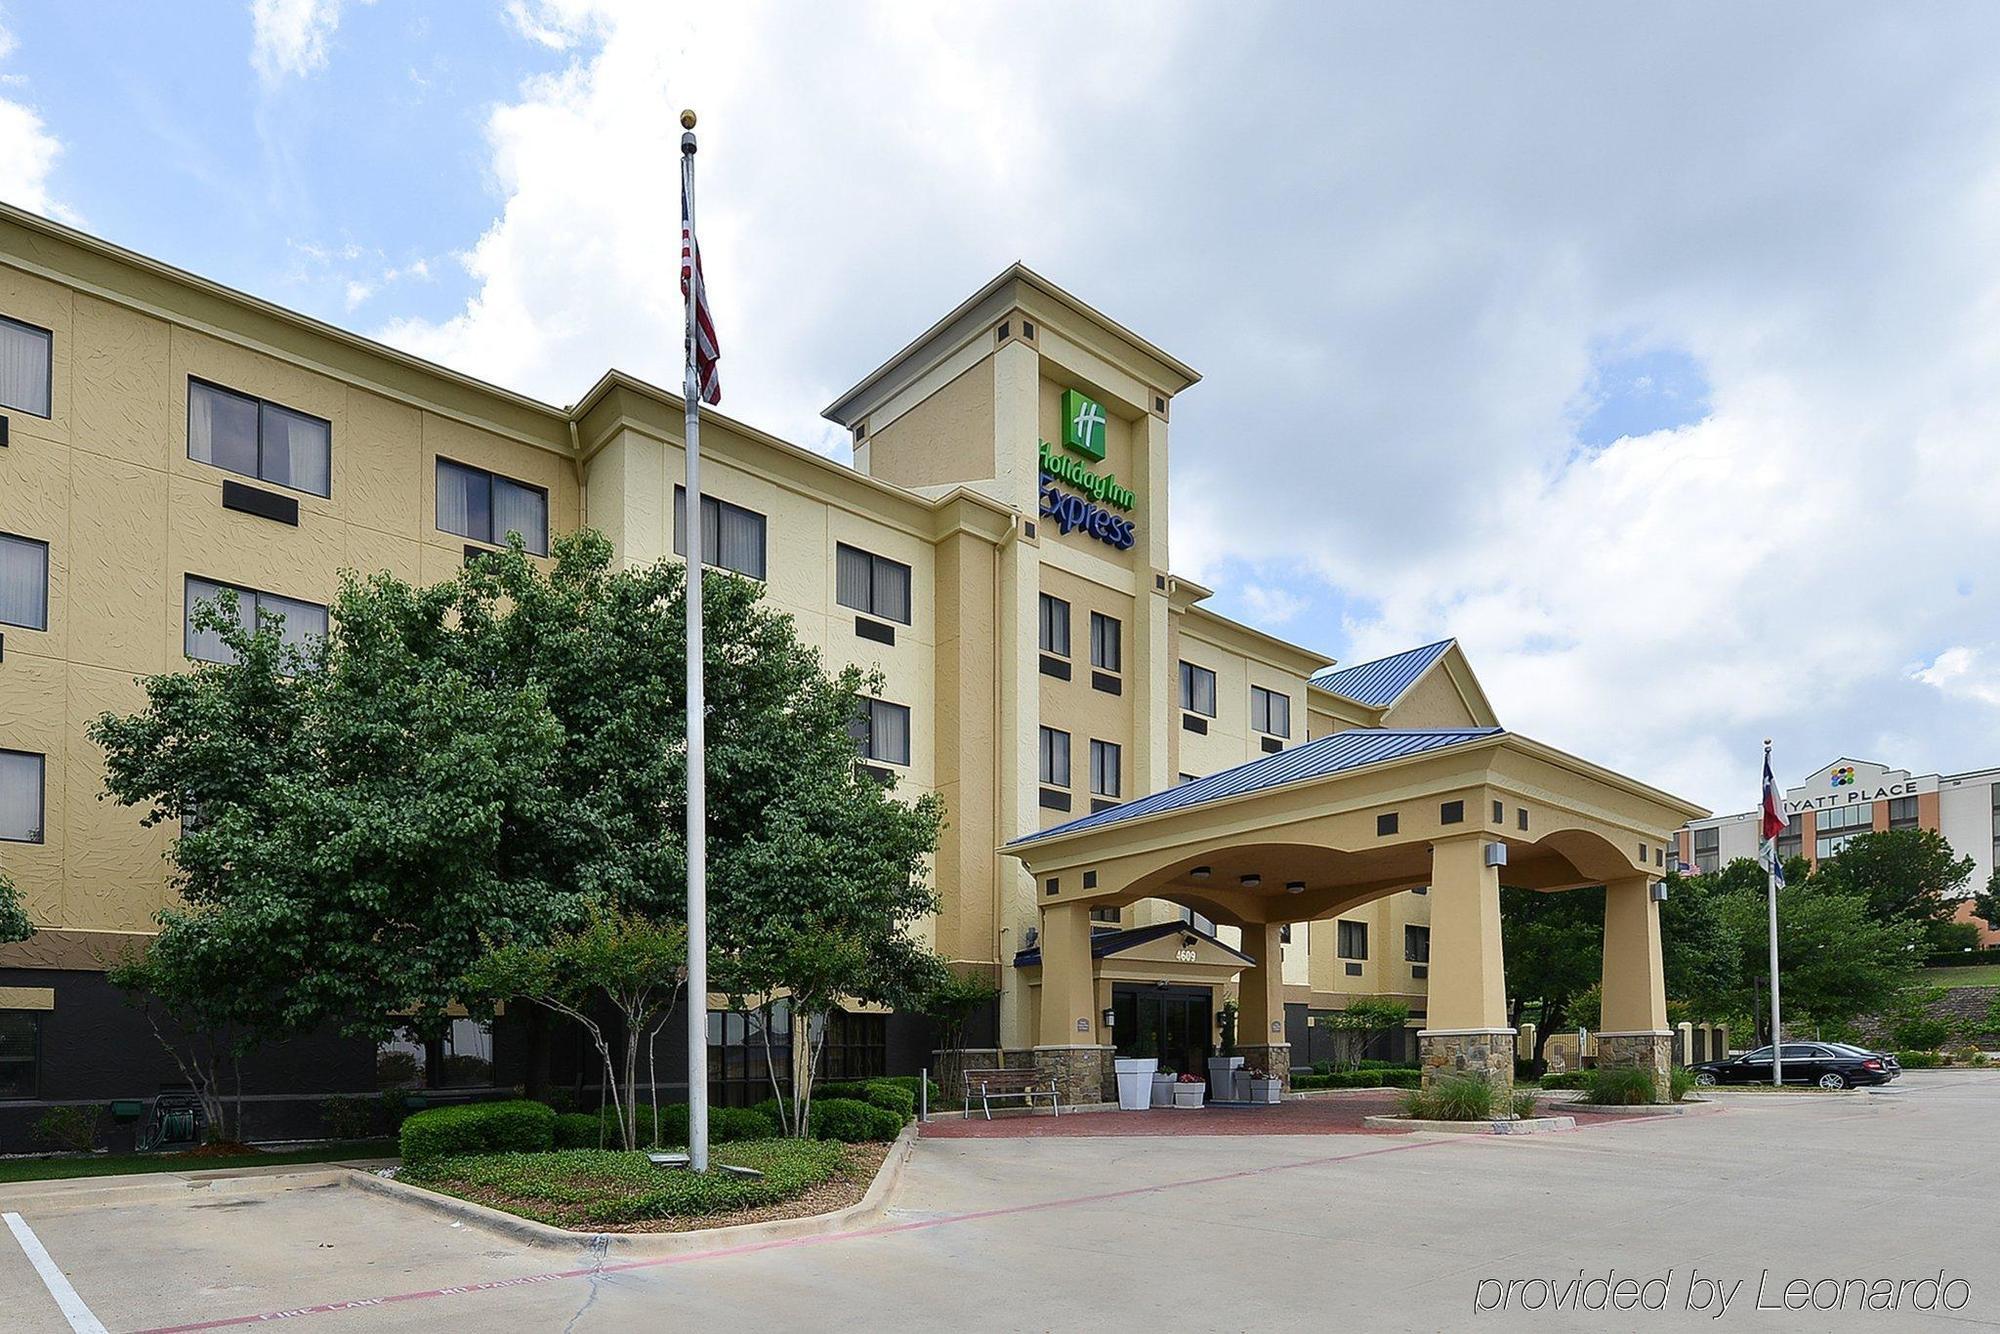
[
  {"xmin": 341, "ymin": 1124, "xmax": 917, "ymax": 1255},
  {"xmin": 1560, "ymin": 1100, "xmax": 1708, "ymax": 1116},
  {"xmin": 1286, "ymin": 1087, "xmax": 1411, "ymax": 1099},
  {"xmin": 1362, "ymin": 1115, "xmax": 1576, "ymax": 1134}
]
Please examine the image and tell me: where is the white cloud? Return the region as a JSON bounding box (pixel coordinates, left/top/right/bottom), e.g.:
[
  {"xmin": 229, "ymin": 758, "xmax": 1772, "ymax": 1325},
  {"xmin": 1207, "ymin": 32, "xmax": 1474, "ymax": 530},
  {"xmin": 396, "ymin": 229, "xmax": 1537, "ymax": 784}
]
[
  {"xmin": 0, "ymin": 8, "xmax": 66, "ymax": 220},
  {"xmin": 1912, "ymin": 649, "xmax": 2000, "ymax": 709},
  {"xmin": 364, "ymin": 4, "xmax": 2000, "ymax": 812},
  {"xmin": 251, "ymin": 0, "xmax": 344, "ymax": 83}
]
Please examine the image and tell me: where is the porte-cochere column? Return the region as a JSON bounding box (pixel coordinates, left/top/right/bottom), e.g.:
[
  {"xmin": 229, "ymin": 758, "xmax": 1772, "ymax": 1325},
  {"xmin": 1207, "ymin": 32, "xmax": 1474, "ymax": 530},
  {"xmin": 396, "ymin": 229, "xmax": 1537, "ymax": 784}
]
[
  {"xmin": 1418, "ymin": 833, "xmax": 1514, "ymax": 1090},
  {"xmin": 1033, "ymin": 899, "xmax": 1112, "ymax": 1106},
  {"xmin": 1234, "ymin": 921, "xmax": 1291, "ymax": 1093},
  {"xmin": 1596, "ymin": 874, "xmax": 1672, "ymax": 1097}
]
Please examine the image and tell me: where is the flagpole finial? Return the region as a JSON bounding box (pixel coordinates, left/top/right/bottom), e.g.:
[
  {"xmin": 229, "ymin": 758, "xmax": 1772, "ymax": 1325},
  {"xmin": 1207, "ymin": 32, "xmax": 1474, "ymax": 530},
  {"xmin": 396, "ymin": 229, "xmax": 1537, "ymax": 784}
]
[
  {"xmin": 680, "ymin": 109, "xmax": 697, "ymax": 129},
  {"xmin": 1764, "ymin": 737, "xmax": 1772, "ymax": 748}
]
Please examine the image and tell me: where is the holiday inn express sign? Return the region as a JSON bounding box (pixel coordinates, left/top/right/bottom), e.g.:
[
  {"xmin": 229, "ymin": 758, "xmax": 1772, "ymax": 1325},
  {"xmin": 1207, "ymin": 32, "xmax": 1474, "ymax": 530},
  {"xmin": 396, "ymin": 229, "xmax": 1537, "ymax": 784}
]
[{"xmin": 1039, "ymin": 388, "xmax": 1137, "ymax": 550}]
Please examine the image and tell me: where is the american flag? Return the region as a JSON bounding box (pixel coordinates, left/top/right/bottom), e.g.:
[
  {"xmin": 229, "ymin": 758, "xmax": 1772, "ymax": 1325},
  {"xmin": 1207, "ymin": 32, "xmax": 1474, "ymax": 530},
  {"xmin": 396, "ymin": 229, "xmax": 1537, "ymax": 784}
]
[{"xmin": 681, "ymin": 180, "xmax": 720, "ymax": 406}]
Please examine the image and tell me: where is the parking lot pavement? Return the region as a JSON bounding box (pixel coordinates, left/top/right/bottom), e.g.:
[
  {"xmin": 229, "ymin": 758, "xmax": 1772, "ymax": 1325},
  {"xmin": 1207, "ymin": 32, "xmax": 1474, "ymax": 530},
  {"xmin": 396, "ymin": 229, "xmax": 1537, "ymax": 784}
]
[{"xmin": 2, "ymin": 1071, "xmax": 1996, "ymax": 1332}]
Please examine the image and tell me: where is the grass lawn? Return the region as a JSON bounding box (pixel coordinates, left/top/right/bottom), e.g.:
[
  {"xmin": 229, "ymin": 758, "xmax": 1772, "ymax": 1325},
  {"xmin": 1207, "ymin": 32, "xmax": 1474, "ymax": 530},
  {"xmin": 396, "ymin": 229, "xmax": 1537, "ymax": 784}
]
[
  {"xmin": 1924, "ymin": 963, "xmax": 2000, "ymax": 988},
  {"xmin": 402, "ymin": 1139, "xmax": 883, "ymax": 1232},
  {"xmin": 0, "ymin": 1139, "xmax": 397, "ymax": 1184}
]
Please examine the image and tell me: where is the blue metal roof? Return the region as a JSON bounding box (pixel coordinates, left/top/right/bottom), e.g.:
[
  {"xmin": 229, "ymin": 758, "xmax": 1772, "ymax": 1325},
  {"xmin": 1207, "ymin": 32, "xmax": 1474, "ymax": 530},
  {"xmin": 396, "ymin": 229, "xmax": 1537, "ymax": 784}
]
[
  {"xmin": 1308, "ymin": 639, "xmax": 1456, "ymax": 707},
  {"xmin": 1009, "ymin": 727, "xmax": 1502, "ymax": 847}
]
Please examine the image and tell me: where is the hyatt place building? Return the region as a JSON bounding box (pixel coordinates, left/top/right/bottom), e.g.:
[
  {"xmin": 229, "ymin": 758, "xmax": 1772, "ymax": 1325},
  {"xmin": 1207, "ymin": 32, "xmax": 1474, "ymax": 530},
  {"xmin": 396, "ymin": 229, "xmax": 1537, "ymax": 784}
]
[{"xmin": 0, "ymin": 203, "xmax": 1695, "ymax": 1143}]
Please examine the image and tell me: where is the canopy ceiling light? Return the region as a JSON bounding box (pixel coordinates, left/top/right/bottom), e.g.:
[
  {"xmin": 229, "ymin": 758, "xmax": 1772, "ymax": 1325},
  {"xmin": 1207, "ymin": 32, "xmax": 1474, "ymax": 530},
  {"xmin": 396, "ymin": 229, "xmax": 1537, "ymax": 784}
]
[
  {"xmin": 1191, "ymin": 866, "xmax": 1211, "ymax": 879},
  {"xmin": 1285, "ymin": 881, "xmax": 1306, "ymax": 894},
  {"xmin": 1240, "ymin": 874, "xmax": 1261, "ymax": 888}
]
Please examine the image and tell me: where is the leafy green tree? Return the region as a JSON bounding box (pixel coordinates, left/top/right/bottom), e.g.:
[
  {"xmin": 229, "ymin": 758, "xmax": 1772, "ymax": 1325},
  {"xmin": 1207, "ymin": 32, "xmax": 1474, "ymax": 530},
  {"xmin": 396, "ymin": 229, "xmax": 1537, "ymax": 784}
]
[
  {"xmin": 1502, "ymin": 885, "xmax": 1604, "ymax": 1073},
  {"xmin": 464, "ymin": 907, "xmax": 686, "ymax": 1150},
  {"xmin": 91, "ymin": 583, "xmax": 570, "ymax": 1049},
  {"xmin": 1321, "ymin": 998, "xmax": 1412, "ymax": 1068},
  {"xmin": 1972, "ymin": 867, "xmax": 2000, "ymax": 935},
  {"xmin": 1810, "ymin": 828, "xmax": 1975, "ymax": 952},
  {"xmin": 0, "ymin": 866, "xmax": 31, "ymax": 946},
  {"xmin": 1656, "ymin": 870, "xmax": 1741, "ymax": 1015},
  {"xmin": 912, "ymin": 966, "xmax": 1000, "ymax": 1055}
]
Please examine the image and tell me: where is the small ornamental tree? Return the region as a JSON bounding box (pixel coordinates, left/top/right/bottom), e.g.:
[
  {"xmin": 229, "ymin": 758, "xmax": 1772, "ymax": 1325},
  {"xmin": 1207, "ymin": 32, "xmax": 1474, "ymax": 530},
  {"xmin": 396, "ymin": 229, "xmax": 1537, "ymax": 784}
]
[
  {"xmin": 1322, "ymin": 998, "xmax": 1411, "ymax": 1068},
  {"xmin": 464, "ymin": 907, "xmax": 687, "ymax": 1150},
  {"xmin": 913, "ymin": 965, "xmax": 1000, "ymax": 1054}
]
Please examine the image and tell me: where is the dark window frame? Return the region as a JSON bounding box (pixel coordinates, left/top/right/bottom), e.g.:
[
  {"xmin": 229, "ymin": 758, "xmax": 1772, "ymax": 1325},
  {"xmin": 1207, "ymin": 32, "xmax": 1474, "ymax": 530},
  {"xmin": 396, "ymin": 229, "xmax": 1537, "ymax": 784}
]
[
  {"xmin": 1089, "ymin": 738, "xmax": 1122, "ymax": 799},
  {"xmin": 1039, "ymin": 726, "xmax": 1071, "ymax": 788},
  {"xmin": 1250, "ymin": 685, "xmax": 1291, "ymax": 738},
  {"xmin": 435, "ymin": 456, "xmax": 550, "ymax": 556},
  {"xmin": 0, "ymin": 748, "xmax": 45, "ymax": 844},
  {"xmin": 0, "ymin": 530, "xmax": 50, "ymax": 631},
  {"xmin": 0, "ymin": 313, "xmax": 53, "ymax": 419},
  {"xmin": 834, "ymin": 543, "xmax": 913, "ymax": 625},
  {"xmin": 1404, "ymin": 924, "xmax": 1430, "ymax": 964},
  {"xmin": 672, "ymin": 486, "xmax": 769, "ymax": 580},
  {"xmin": 1039, "ymin": 594, "xmax": 1071, "ymax": 657},
  {"xmin": 0, "ymin": 1010, "xmax": 42, "ymax": 1100},
  {"xmin": 851, "ymin": 696, "xmax": 913, "ymax": 767},
  {"xmin": 1337, "ymin": 919, "xmax": 1368, "ymax": 960},
  {"xmin": 1089, "ymin": 611, "xmax": 1121, "ymax": 673},
  {"xmin": 1178, "ymin": 661, "xmax": 1216, "ymax": 716},
  {"xmin": 186, "ymin": 377, "xmax": 332, "ymax": 497},
  {"xmin": 183, "ymin": 575, "xmax": 328, "ymax": 665}
]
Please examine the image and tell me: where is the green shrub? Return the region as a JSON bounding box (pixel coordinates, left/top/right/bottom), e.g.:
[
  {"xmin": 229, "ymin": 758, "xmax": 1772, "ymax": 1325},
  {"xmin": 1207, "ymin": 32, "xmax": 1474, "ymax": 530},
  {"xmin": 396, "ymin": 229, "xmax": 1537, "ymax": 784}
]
[
  {"xmin": 553, "ymin": 1112, "xmax": 608, "ymax": 1149},
  {"xmin": 32, "ymin": 1106, "xmax": 101, "ymax": 1154},
  {"xmin": 1891, "ymin": 1017, "xmax": 1952, "ymax": 1051},
  {"xmin": 1668, "ymin": 1068, "xmax": 1698, "ymax": 1103},
  {"xmin": 399, "ymin": 1099, "xmax": 555, "ymax": 1167},
  {"xmin": 1397, "ymin": 1075, "xmax": 1497, "ymax": 1121},
  {"xmin": 815, "ymin": 1080, "xmax": 913, "ymax": 1123},
  {"xmin": 1539, "ymin": 1071, "xmax": 1587, "ymax": 1090},
  {"xmin": 1510, "ymin": 1090, "xmax": 1540, "ymax": 1120},
  {"xmin": 1292, "ymin": 1068, "xmax": 1422, "ymax": 1091},
  {"xmin": 402, "ymin": 1140, "xmax": 849, "ymax": 1228},
  {"xmin": 320, "ymin": 1096, "xmax": 381, "ymax": 1141},
  {"xmin": 1896, "ymin": 1049, "xmax": 1943, "ymax": 1068},
  {"xmin": 1580, "ymin": 1067, "xmax": 1661, "ymax": 1106},
  {"xmin": 807, "ymin": 1097, "xmax": 903, "ymax": 1142}
]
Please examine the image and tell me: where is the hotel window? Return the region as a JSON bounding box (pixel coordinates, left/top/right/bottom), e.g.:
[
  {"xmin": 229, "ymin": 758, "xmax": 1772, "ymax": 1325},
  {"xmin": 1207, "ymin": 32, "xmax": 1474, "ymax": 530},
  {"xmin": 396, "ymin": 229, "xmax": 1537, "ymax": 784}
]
[
  {"xmin": 0, "ymin": 532, "xmax": 49, "ymax": 630},
  {"xmin": 1179, "ymin": 661, "xmax": 1216, "ymax": 716},
  {"xmin": 1039, "ymin": 727, "xmax": 1071, "ymax": 788},
  {"xmin": 835, "ymin": 544, "xmax": 912, "ymax": 624},
  {"xmin": 1039, "ymin": 594, "xmax": 1070, "ymax": 657},
  {"xmin": 851, "ymin": 698, "xmax": 911, "ymax": 766},
  {"xmin": 1815, "ymin": 802, "xmax": 1871, "ymax": 858},
  {"xmin": 0, "ymin": 1011, "xmax": 39, "ymax": 1099},
  {"xmin": 1089, "ymin": 739, "xmax": 1122, "ymax": 799},
  {"xmin": 185, "ymin": 577, "xmax": 328, "ymax": 665},
  {"xmin": 1090, "ymin": 613, "xmax": 1121, "ymax": 672},
  {"xmin": 1887, "ymin": 796, "xmax": 1919, "ymax": 830},
  {"xmin": 1692, "ymin": 826, "xmax": 1719, "ymax": 875},
  {"xmin": 0, "ymin": 314, "xmax": 52, "ymax": 418},
  {"xmin": 709, "ymin": 1003, "xmax": 790, "ymax": 1109},
  {"xmin": 0, "ymin": 749, "xmax": 44, "ymax": 843},
  {"xmin": 821, "ymin": 1009, "xmax": 887, "ymax": 1081},
  {"xmin": 1091, "ymin": 906, "xmax": 1122, "ymax": 927},
  {"xmin": 1776, "ymin": 814, "xmax": 1802, "ymax": 863},
  {"xmin": 673, "ymin": 487, "xmax": 767, "ymax": 579},
  {"xmin": 1337, "ymin": 919, "xmax": 1368, "ymax": 960},
  {"xmin": 188, "ymin": 379, "xmax": 331, "ymax": 497},
  {"xmin": 1404, "ymin": 924, "xmax": 1430, "ymax": 964},
  {"xmin": 1251, "ymin": 685, "xmax": 1291, "ymax": 738},
  {"xmin": 435, "ymin": 458, "xmax": 549, "ymax": 555}
]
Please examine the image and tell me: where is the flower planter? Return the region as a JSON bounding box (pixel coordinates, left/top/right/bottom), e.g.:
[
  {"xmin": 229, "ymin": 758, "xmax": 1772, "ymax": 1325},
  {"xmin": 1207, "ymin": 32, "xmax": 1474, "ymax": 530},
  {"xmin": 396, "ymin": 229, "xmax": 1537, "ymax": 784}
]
[
  {"xmin": 1207, "ymin": 1056, "xmax": 1246, "ymax": 1102},
  {"xmin": 1113, "ymin": 1058, "xmax": 1158, "ymax": 1111},
  {"xmin": 1150, "ymin": 1075, "xmax": 1177, "ymax": 1108},
  {"xmin": 1172, "ymin": 1082, "xmax": 1207, "ymax": 1108},
  {"xmin": 1247, "ymin": 1077, "xmax": 1282, "ymax": 1105}
]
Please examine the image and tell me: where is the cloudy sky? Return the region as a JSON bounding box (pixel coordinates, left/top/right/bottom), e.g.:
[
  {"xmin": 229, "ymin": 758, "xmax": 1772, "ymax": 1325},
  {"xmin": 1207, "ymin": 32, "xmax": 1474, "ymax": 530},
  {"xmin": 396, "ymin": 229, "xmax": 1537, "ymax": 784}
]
[{"xmin": 5, "ymin": 2, "xmax": 1999, "ymax": 814}]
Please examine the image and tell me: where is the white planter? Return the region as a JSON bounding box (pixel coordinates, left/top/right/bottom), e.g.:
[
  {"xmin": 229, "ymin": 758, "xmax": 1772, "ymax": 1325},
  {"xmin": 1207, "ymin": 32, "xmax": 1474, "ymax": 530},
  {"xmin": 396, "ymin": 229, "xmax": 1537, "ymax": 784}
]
[
  {"xmin": 1208, "ymin": 1056, "xmax": 1247, "ymax": 1102},
  {"xmin": 1113, "ymin": 1058, "xmax": 1159, "ymax": 1111},
  {"xmin": 1248, "ymin": 1078, "xmax": 1282, "ymax": 1105},
  {"xmin": 1172, "ymin": 1083, "xmax": 1207, "ymax": 1108},
  {"xmin": 1150, "ymin": 1075, "xmax": 1177, "ymax": 1108}
]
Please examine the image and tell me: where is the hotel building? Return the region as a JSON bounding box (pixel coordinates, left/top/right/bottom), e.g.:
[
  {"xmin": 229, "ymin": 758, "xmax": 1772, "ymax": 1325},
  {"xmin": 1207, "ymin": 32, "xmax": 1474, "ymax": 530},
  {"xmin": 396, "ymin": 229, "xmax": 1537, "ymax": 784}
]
[{"xmin": 0, "ymin": 202, "xmax": 1695, "ymax": 1141}]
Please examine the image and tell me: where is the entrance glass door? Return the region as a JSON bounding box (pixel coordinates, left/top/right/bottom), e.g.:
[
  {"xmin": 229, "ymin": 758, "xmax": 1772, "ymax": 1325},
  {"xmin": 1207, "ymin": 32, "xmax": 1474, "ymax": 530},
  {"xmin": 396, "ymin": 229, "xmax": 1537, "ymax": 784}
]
[{"xmin": 1112, "ymin": 985, "xmax": 1214, "ymax": 1079}]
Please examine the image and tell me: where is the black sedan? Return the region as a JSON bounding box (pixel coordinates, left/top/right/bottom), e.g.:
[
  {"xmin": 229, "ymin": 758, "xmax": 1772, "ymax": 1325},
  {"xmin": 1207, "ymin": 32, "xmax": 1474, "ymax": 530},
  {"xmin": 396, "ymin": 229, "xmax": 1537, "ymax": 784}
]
[{"xmin": 1689, "ymin": 1043, "xmax": 1899, "ymax": 1089}]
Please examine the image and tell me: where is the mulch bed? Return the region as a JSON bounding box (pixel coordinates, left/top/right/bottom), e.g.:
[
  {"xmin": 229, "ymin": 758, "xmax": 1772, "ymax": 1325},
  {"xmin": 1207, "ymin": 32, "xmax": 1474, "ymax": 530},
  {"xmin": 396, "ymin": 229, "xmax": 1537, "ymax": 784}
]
[{"xmin": 428, "ymin": 1141, "xmax": 891, "ymax": 1234}]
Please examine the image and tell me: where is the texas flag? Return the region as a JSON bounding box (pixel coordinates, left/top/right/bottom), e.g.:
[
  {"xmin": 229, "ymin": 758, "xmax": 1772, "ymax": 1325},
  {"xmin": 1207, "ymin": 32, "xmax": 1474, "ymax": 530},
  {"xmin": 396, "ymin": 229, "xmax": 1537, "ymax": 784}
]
[{"xmin": 1761, "ymin": 749, "xmax": 1787, "ymax": 842}]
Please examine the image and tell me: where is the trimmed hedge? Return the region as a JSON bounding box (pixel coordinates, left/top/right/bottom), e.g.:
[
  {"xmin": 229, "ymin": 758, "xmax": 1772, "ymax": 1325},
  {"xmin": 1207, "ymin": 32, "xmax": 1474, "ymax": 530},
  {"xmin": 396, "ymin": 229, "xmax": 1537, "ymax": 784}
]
[
  {"xmin": 1293, "ymin": 1068, "xmax": 1422, "ymax": 1090},
  {"xmin": 807, "ymin": 1097, "xmax": 903, "ymax": 1143},
  {"xmin": 818, "ymin": 1079, "xmax": 916, "ymax": 1123},
  {"xmin": 1310, "ymin": 1059, "xmax": 1419, "ymax": 1076},
  {"xmin": 1539, "ymin": 1071, "xmax": 1587, "ymax": 1090},
  {"xmin": 553, "ymin": 1112, "xmax": 606, "ymax": 1149},
  {"xmin": 400, "ymin": 1100, "xmax": 555, "ymax": 1167},
  {"xmin": 552, "ymin": 1104, "xmax": 779, "ymax": 1149}
]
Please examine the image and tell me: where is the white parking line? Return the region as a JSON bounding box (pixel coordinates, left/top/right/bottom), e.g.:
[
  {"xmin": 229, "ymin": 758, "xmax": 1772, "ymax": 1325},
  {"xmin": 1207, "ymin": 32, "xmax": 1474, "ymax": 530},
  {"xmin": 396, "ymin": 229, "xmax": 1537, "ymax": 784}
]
[{"xmin": 4, "ymin": 1211, "xmax": 108, "ymax": 1334}]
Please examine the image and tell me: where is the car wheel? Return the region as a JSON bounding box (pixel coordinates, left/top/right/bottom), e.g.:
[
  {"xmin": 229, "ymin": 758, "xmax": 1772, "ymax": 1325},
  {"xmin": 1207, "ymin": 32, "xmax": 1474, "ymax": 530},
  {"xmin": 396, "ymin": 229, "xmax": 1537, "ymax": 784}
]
[
  {"xmin": 1694, "ymin": 1072, "xmax": 1717, "ymax": 1087},
  {"xmin": 1818, "ymin": 1072, "xmax": 1847, "ymax": 1090}
]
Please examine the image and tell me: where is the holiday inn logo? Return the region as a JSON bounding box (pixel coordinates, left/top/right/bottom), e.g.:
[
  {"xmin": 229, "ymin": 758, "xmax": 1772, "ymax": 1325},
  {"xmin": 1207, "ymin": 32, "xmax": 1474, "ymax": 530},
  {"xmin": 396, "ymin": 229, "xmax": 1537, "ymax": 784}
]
[{"xmin": 1061, "ymin": 388, "xmax": 1107, "ymax": 461}]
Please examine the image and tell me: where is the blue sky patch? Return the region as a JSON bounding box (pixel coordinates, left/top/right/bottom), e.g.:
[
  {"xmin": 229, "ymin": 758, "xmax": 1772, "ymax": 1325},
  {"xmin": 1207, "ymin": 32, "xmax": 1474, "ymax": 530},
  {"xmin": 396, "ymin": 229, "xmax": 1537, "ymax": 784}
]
[{"xmin": 1574, "ymin": 343, "xmax": 1711, "ymax": 448}]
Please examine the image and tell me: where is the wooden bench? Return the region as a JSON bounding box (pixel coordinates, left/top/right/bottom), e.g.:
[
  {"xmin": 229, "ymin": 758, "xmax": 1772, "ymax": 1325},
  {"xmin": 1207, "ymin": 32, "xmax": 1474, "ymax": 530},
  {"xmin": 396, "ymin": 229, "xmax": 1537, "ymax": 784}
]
[{"xmin": 963, "ymin": 1067, "xmax": 1062, "ymax": 1119}]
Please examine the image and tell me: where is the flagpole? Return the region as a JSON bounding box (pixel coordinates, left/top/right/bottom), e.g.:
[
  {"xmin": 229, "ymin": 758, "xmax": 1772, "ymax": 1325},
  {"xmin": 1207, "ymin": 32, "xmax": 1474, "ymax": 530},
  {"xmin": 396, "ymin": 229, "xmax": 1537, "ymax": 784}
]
[
  {"xmin": 680, "ymin": 109, "xmax": 710, "ymax": 1174},
  {"xmin": 1764, "ymin": 738, "xmax": 1783, "ymax": 1089}
]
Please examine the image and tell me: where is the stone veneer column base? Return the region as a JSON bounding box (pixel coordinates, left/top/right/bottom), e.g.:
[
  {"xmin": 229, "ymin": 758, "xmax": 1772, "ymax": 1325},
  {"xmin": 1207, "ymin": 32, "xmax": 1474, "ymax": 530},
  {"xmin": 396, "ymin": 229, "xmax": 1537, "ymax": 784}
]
[
  {"xmin": 1032, "ymin": 1045, "xmax": 1115, "ymax": 1107},
  {"xmin": 1595, "ymin": 1030, "xmax": 1673, "ymax": 1099},
  {"xmin": 1418, "ymin": 1029, "xmax": 1516, "ymax": 1091},
  {"xmin": 1236, "ymin": 1043, "xmax": 1292, "ymax": 1094}
]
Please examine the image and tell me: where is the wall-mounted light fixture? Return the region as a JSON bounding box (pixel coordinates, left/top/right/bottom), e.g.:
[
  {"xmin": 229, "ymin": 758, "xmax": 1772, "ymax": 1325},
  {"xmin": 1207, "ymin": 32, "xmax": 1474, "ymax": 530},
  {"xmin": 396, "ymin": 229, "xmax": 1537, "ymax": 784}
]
[
  {"xmin": 1285, "ymin": 880, "xmax": 1306, "ymax": 895},
  {"xmin": 1102, "ymin": 1007, "xmax": 1116, "ymax": 1029},
  {"xmin": 1650, "ymin": 881, "xmax": 1669, "ymax": 903},
  {"xmin": 1240, "ymin": 874, "xmax": 1262, "ymax": 888}
]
